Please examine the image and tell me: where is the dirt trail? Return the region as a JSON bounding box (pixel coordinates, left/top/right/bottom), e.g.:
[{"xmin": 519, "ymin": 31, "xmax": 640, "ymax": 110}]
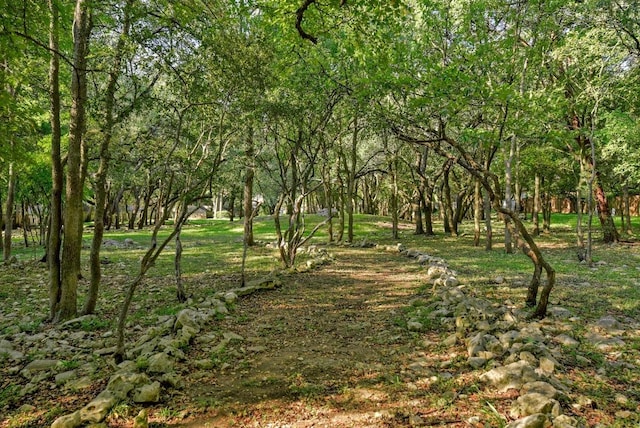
[{"xmin": 175, "ymin": 247, "xmax": 441, "ymax": 427}]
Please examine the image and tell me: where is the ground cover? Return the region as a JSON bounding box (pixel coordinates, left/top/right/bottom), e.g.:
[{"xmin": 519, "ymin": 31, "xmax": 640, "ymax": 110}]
[{"xmin": 0, "ymin": 214, "xmax": 639, "ymax": 427}]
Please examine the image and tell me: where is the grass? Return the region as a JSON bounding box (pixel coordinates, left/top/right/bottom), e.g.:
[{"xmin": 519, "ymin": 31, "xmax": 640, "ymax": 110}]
[{"xmin": 1, "ymin": 211, "xmax": 639, "ymax": 426}]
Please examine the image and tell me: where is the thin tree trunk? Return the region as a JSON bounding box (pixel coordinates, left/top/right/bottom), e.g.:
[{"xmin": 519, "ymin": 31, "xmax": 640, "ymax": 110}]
[
  {"xmin": 346, "ymin": 117, "xmax": 358, "ymax": 243},
  {"xmin": 391, "ymin": 155, "xmax": 399, "ymax": 240},
  {"xmin": 3, "ymin": 158, "xmax": 16, "ymax": 262},
  {"xmin": 175, "ymin": 227, "xmax": 186, "ymax": 302},
  {"xmin": 322, "ymin": 163, "xmax": 334, "ymax": 242},
  {"xmin": 484, "ymin": 188, "xmax": 493, "ymax": 251},
  {"xmin": 533, "ymin": 174, "xmax": 541, "ymax": 236},
  {"xmin": 84, "ymin": 0, "xmax": 131, "ymax": 315},
  {"xmin": 473, "ymin": 179, "xmax": 481, "ymax": 246},
  {"xmin": 623, "ymin": 184, "xmax": 632, "ymax": 234},
  {"xmin": 243, "ymin": 127, "xmax": 255, "ymax": 246},
  {"xmin": 22, "ymin": 201, "xmax": 29, "ymax": 248},
  {"xmin": 58, "ymin": 0, "xmax": 92, "ymax": 322},
  {"xmin": 337, "ymin": 175, "xmax": 345, "ymax": 242},
  {"xmin": 503, "ymin": 135, "xmax": 515, "ymax": 253},
  {"xmin": 48, "ymin": 0, "xmax": 63, "ymax": 320},
  {"xmin": 442, "ymin": 161, "xmax": 457, "ymax": 236}
]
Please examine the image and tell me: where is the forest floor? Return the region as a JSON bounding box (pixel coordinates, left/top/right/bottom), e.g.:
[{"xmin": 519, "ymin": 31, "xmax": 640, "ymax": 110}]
[
  {"xmin": 1, "ymin": 216, "xmax": 640, "ymax": 427},
  {"xmin": 172, "ymin": 247, "xmax": 458, "ymax": 427},
  {"xmin": 150, "ymin": 244, "xmax": 639, "ymax": 428}
]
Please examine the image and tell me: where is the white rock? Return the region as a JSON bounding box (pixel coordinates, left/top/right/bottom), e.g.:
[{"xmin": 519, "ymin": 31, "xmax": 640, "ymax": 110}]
[{"xmin": 480, "ymin": 361, "xmax": 539, "ymax": 392}]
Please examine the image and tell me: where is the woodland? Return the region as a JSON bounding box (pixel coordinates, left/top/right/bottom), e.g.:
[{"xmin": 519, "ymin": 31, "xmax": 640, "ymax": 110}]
[{"xmin": 1, "ymin": 0, "xmax": 640, "ymax": 427}]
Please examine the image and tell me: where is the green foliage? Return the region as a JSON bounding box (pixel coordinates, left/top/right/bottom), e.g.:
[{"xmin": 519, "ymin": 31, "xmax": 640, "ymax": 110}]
[
  {"xmin": 0, "ymin": 385, "xmax": 20, "ymax": 408},
  {"xmin": 79, "ymin": 317, "xmax": 110, "ymax": 332}
]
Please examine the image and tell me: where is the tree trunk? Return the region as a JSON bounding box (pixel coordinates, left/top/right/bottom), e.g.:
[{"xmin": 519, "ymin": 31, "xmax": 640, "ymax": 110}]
[
  {"xmin": 175, "ymin": 227, "xmax": 186, "ymax": 303},
  {"xmin": 58, "ymin": 0, "xmax": 92, "ymax": 322},
  {"xmin": 503, "ymin": 135, "xmax": 515, "ymax": 253},
  {"xmin": 533, "ymin": 174, "xmax": 541, "ymax": 236},
  {"xmin": 337, "ymin": 175, "xmax": 345, "ymax": 242},
  {"xmin": 243, "ymin": 127, "xmax": 255, "ymax": 246},
  {"xmin": 128, "ymin": 189, "xmax": 142, "ymax": 229},
  {"xmin": 442, "ymin": 161, "xmax": 457, "ymax": 236},
  {"xmin": 3, "ymin": 159, "xmax": 16, "ymax": 263},
  {"xmin": 114, "ymin": 206, "xmax": 184, "ymax": 363},
  {"xmin": 22, "ymin": 201, "xmax": 30, "ymax": 248},
  {"xmin": 473, "ymin": 179, "xmax": 481, "ymax": 246},
  {"xmin": 484, "ymin": 188, "xmax": 492, "ymax": 251},
  {"xmin": 48, "ymin": 0, "xmax": 63, "ymax": 320},
  {"xmin": 623, "ymin": 184, "xmax": 632, "ymax": 235},
  {"xmin": 84, "ymin": 0, "xmax": 131, "ymax": 315},
  {"xmin": 346, "ymin": 116, "xmax": 358, "ymax": 243},
  {"xmin": 391, "ymin": 155, "xmax": 399, "ymax": 240},
  {"xmin": 593, "ymin": 176, "xmax": 619, "ymax": 243}
]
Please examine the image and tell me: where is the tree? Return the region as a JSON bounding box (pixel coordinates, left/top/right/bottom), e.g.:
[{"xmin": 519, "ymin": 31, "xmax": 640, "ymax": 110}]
[
  {"xmin": 56, "ymin": 0, "xmax": 91, "ymax": 322},
  {"xmin": 84, "ymin": 0, "xmax": 135, "ymax": 315}
]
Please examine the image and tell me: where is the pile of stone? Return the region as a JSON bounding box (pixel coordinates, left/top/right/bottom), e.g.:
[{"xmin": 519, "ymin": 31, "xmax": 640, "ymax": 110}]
[
  {"xmin": 385, "ymin": 245, "xmax": 636, "ymax": 428},
  {"xmin": 48, "ymin": 274, "xmax": 284, "ymax": 428}
]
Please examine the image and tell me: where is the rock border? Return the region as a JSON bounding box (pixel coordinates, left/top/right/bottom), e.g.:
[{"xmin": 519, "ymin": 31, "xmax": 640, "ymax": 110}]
[
  {"xmin": 50, "ymin": 248, "xmax": 333, "ymax": 428},
  {"xmin": 382, "ymin": 244, "xmax": 638, "ymax": 428}
]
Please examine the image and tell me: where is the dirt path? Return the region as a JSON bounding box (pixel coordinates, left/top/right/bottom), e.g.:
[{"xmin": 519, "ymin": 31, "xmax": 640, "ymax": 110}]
[{"xmin": 173, "ymin": 247, "xmax": 449, "ymax": 427}]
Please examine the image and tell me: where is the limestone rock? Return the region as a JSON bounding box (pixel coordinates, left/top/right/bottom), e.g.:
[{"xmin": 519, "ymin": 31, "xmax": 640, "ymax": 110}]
[
  {"xmin": 521, "ymin": 381, "xmax": 558, "ymax": 399},
  {"xmin": 133, "ymin": 409, "xmax": 148, "ymax": 428},
  {"xmin": 223, "ymin": 291, "xmax": 238, "ymax": 304},
  {"xmin": 407, "ymin": 321, "xmax": 424, "ymax": 332},
  {"xmin": 468, "ymin": 357, "xmax": 487, "ymax": 369},
  {"xmin": 511, "ymin": 393, "xmax": 560, "ymax": 418},
  {"xmin": 107, "ymin": 372, "xmax": 150, "ymax": 399},
  {"xmin": 594, "ymin": 315, "xmax": 623, "ymax": 333},
  {"xmin": 547, "ymin": 306, "xmax": 572, "ymax": 319},
  {"xmin": 553, "ymin": 334, "xmax": 579, "ymax": 347},
  {"xmin": 175, "ymin": 309, "xmax": 203, "ymax": 331},
  {"xmin": 505, "ymin": 413, "xmax": 549, "ymax": 428},
  {"xmin": 161, "ymin": 372, "xmax": 184, "ymax": 389},
  {"xmin": 80, "ymin": 390, "xmax": 118, "ymax": 423},
  {"xmin": 442, "ymin": 334, "xmax": 457, "ymax": 347},
  {"xmin": 132, "ymin": 381, "xmax": 161, "ymax": 403},
  {"xmin": 55, "ymin": 370, "xmax": 78, "ymax": 385},
  {"xmin": 552, "ymin": 415, "xmax": 578, "ymax": 428},
  {"xmin": 0, "ymin": 344, "xmax": 24, "ymax": 362},
  {"xmin": 147, "ymin": 352, "xmax": 174, "ymax": 374},
  {"xmin": 480, "ymin": 361, "xmax": 539, "ymax": 392},
  {"xmin": 538, "ymin": 356, "xmax": 559, "ymax": 375},
  {"xmin": 51, "ymin": 411, "xmax": 82, "ymax": 428},
  {"xmin": 223, "ymin": 331, "xmax": 244, "ymax": 342},
  {"xmin": 24, "ymin": 359, "xmax": 60, "ymax": 371},
  {"xmin": 584, "ymin": 332, "xmax": 625, "ymax": 350}
]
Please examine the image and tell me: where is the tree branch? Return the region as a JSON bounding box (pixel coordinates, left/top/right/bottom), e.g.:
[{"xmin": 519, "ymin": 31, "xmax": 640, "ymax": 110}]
[{"xmin": 296, "ymin": 0, "xmax": 318, "ymax": 44}]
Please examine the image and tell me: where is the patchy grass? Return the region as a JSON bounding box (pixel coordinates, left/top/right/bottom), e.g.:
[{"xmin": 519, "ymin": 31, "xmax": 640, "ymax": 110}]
[{"xmin": 1, "ymin": 213, "xmax": 639, "ymax": 427}]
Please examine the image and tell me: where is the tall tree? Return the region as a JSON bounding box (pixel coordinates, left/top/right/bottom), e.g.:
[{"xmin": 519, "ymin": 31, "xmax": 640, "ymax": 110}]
[
  {"xmin": 84, "ymin": 0, "xmax": 135, "ymax": 315},
  {"xmin": 57, "ymin": 0, "xmax": 92, "ymax": 322}
]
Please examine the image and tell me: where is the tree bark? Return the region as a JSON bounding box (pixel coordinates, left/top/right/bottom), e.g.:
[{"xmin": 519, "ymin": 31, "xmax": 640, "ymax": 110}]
[
  {"xmin": 58, "ymin": 0, "xmax": 92, "ymax": 322},
  {"xmin": 503, "ymin": 134, "xmax": 515, "ymax": 253},
  {"xmin": 3, "ymin": 158, "xmax": 16, "ymax": 263},
  {"xmin": 623, "ymin": 184, "xmax": 632, "ymax": 234},
  {"xmin": 48, "ymin": 0, "xmax": 63, "ymax": 320},
  {"xmin": 442, "ymin": 160, "xmax": 457, "ymax": 236},
  {"xmin": 532, "ymin": 174, "xmax": 541, "ymax": 236},
  {"xmin": 391, "ymin": 154, "xmax": 399, "ymax": 240},
  {"xmin": 84, "ymin": 0, "xmax": 132, "ymax": 315},
  {"xmin": 473, "ymin": 179, "xmax": 481, "ymax": 246},
  {"xmin": 243, "ymin": 127, "xmax": 255, "ymax": 246},
  {"xmin": 346, "ymin": 116, "xmax": 358, "ymax": 243},
  {"xmin": 484, "ymin": 187, "xmax": 492, "ymax": 251}
]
